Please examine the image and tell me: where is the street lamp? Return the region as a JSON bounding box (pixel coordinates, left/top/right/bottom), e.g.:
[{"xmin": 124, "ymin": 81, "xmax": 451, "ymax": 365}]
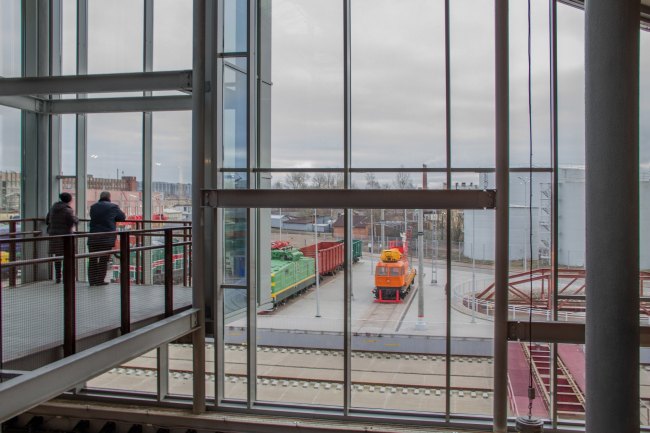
[
  {"xmin": 517, "ymin": 176, "xmax": 530, "ymax": 272},
  {"xmin": 1, "ymin": 192, "xmax": 20, "ymax": 216}
]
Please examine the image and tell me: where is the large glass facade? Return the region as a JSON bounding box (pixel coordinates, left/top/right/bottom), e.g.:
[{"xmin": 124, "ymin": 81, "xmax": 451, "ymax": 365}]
[{"xmin": 1, "ymin": 1, "xmax": 648, "ymax": 430}]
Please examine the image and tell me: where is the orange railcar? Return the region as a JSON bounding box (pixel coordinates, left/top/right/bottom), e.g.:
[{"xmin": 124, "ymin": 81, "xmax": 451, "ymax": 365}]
[{"xmin": 373, "ymin": 248, "xmax": 416, "ymax": 302}]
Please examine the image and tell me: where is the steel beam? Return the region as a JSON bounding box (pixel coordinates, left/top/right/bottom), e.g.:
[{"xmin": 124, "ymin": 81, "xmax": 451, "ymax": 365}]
[
  {"xmin": 191, "ymin": 0, "xmax": 207, "ymax": 413},
  {"xmin": 508, "ymin": 322, "xmax": 650, "ymax": 348},
  {"xmin": 0, "ymin": 309, "xmax": 199, "ymax": 423},
  {"xmin": 202, "ymin": 189, "xmax": 495, "ymax": 210},
  {"xmin": 0, "ymin": 70, "xmax": 192, "ymax": 96},
  {"xmin": 47, "ymin": 95, "xmax": 192, "ymax": 114},
  {"xmin": 0, "ymin": 95, "xmax": 44, "ymax": 112}
]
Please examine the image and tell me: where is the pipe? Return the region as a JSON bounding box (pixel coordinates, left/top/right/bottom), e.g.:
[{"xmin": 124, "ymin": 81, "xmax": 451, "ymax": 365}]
[{"xmin": 585, "ymin": 0, "xmax": 639, "ymax": 431}]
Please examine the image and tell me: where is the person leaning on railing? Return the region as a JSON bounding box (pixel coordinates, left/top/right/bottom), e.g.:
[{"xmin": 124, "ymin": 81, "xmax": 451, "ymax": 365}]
[
  {"xmin": 46, "ymin": 192, "xmax": 79, "ymax": 284},
  {"xmin": 87, "ymin": 191, "xmax": 126, "ymax": 286}
]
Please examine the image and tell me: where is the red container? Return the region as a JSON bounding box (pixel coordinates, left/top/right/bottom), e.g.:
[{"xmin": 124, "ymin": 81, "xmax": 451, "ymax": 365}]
[{"xmin": 300, "ymin": 241, "xmax": 344, "ymax": 276}]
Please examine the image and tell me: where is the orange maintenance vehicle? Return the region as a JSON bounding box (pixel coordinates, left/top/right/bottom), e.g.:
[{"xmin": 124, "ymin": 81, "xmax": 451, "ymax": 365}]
[{"xmin": 373, "ymin": 248, "xmax": 416, "ymax": 303}]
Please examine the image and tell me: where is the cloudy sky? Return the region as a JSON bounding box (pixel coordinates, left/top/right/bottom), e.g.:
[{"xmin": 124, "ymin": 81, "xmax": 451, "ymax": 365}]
[{"xmin": 1, "ymin": 0, "xmax": 649, "ymax": 189}]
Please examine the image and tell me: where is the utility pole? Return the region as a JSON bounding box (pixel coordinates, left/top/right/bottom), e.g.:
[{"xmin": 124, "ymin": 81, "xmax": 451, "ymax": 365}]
[
  {"xmin": 279, "ymin": 207, "xmax": 282, "ymax": 241},
  {"xmin": 415, "ymin": 207, "xmax": 425, "ymax": 330},
  {"xmin": 471, "ymin": 209, "xmax": 476, "ymax": 324},
  {"xmin": 370, "ymin": 209, "xmax": 374, "ymax": 275},
  {"xmin": 381, "ymin": 209, "xmax": 385, "ymax": 252},
  {"xmin": 314, "ymin": 208, "xmax": 320, "ymax": 317}
]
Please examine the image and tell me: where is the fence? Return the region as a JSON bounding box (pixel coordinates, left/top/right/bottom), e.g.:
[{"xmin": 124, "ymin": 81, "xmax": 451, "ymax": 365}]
[{"xmin": 0, "ymin": 221, "xmax": 192, "ymax": 372}]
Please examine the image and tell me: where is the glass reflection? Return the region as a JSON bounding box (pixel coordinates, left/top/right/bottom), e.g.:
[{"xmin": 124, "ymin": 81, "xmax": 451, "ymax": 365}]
[{"xmin": 224, "ymin": 66, "xmax": 248, "ymax": 169}]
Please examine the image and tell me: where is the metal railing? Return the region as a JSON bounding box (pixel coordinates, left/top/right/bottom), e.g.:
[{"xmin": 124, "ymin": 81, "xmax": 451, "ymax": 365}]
[{"xmin": 0, "ymin": 223, "xmax": 192, "ymax": 371}]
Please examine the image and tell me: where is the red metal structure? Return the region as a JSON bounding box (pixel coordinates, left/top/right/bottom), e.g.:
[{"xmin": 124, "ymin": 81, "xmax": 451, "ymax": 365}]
[{"xmin": 475, "ymin": 268, "xmax": 650, "ymax": 317}]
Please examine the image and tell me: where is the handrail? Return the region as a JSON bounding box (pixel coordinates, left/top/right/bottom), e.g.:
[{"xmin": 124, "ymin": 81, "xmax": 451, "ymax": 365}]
[
  {"xmin": 0, "ymin": 226, "xmax": 192, "ymax": 370},
  {"xmin": 0, "ymin": 226, "xmax": 191, "ymax": 244}
]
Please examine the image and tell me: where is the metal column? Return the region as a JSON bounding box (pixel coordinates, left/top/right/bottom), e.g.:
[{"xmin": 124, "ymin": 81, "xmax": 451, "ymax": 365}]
[
  {"xmin": 191, "ymin": 0, "xmax": 207, "ymax": 413},
  {"xmin": 549, "ymin": 0, "xmax": 559, "ymax": 427},
  {"xmin": 343, "ymin": 0, "xmax": 352, "ymax": 415},
  {"xmin": 50, "ymin": 0, "xmax": 62, "ymax": 206},
  {"xmin": 444, "ymin": 0, "xmax": 451, "ymax": 421},
  {"xmin": 75, "ymin": 0, "xmax": 89, "ymax": 282},
  {"xmin": 493, "ymin": 0, "xmax": 509, "ymax": 431},
  {"xmin": 585, "ymin": 0, "xmax": 640, "ymax": 431},
  {"xmin": 142, "ymin": 0, "xmax": 154, "ymax": 286}
]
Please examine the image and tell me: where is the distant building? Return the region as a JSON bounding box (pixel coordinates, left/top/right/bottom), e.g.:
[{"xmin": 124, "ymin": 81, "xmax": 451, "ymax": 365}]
[
  {"xmin": 332, "ymin": 214, "xmax": 369, "ymax": 238},
  {"xmin": 87, "ymin": 175, "xmax": 137, "ymax": 191},
  {"xmin": 152, "ymin": 181, "xmax": 192, "ymax": 197},
  {"xmin": 65, "ymin": 175, "xmax": 138, "ymax": 192},
  {"xmin": 1, "ymin": 171, "xmax": 20, "ymax": 217}
]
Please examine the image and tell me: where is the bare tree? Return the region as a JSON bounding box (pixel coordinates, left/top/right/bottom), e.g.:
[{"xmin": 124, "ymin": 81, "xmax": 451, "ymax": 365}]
[
  {"xmin": 365, "ymin": 173, "xmax": 380, "ymax": 190},
  {"xmin": 393, "ymin": 165, "xmax": 414, "ymax": 189},
  {"xmin": 285, "ymin": 172, "xmax": 310, "ymax": 189}
]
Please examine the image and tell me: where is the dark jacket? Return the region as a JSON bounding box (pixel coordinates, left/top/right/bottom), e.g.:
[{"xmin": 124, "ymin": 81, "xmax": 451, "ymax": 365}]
[
  {"xmin": 88, "ymin": 198, "xmax": 126, "ymax": 247},
  {"xmin": 46, "ymin": 202, "xmax": 78, "ymax": 235},
  {"xmin": 46, "ymin": 202, "xmax": 79, "ymax": 255}
]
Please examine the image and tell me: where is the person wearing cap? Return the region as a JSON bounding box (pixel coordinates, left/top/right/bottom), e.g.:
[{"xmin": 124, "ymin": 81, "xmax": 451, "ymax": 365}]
[
  {"xmin": 87, "ymin": 191, "xmax": 126, "ymax": 286},
  {"xmin": 46, "ymin": 192, "xmax": 79, "ymax": 283}
]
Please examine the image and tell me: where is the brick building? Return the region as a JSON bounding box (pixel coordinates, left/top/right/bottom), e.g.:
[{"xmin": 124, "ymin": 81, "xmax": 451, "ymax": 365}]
[{"xmin": 332, "ymin": 214, "xmax": 370, "ymax": 238}]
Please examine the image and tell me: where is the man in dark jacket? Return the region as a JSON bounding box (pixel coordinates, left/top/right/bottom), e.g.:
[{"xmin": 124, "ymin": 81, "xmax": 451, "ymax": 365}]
[
  {"xmin": 88, "ymin": 191, "xmax": 126, "ymax": 286},
  {"xmin": 46, "ymin": 192, "xmax": 79, "ymax": 283}
]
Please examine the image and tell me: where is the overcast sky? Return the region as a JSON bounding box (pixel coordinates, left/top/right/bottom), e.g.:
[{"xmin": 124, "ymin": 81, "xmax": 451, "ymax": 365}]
[{"xmin": 1, "ymin": 0, "xmax": 649, "ymax": 188}]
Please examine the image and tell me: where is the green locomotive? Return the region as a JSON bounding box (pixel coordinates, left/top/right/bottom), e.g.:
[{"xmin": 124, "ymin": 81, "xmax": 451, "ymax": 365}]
[{"xmin": 270, "ymin": 249, "xmax": 317, "ymax": 307}]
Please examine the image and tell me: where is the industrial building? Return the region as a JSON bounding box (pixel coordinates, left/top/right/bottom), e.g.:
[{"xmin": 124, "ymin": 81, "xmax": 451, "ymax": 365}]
[{"xmin": 0, "ymin": 1, "xmax": 649, "ymax": 433}]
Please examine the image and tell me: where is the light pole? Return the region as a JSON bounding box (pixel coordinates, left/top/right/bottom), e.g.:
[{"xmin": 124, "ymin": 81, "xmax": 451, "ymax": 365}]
[
  {"xmin": 2, "ymin": 192, "xmax": 19, "ymax": 216},
  {"xmin": 517, "ymin": 176, "xmax": 530, "ymax": 272},
  {"xmin": 415, "ymin": 208, "xmax": 425, "ymax": 330},
  {"xmin": 431, "ymin": 210, "xmax": 437, "ymax": 284},
  {"xmin": 279, "ymin": 207, "xmax": 282, "ymax": 241},
  {"xmin": 370, "ymin": 209, "xmax": 374, "ymax": 275},
  {"xmin": 314, "ymin": 208, "xmax": 320, "ymax": 317},
  {"xmin": 471, "ymin": 209, "xmax": 476, "ymax": 323}
]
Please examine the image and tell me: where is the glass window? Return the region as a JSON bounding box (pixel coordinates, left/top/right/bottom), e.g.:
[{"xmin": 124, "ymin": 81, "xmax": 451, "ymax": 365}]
[
  {"xmin": 271, "ymin": 0, "xmax": 343, "ymax": 168},
  {"xmin": 87, "ymin": 113, "xmax": 143, "ymax": 218},
  {"xmin": 351, "ymin": 0, "xmax": 446, "ymax": 169},
  {"xmin": 0, "ymin": 0, "xmax": 21, "ymax": 78},
  {"xmin": 223, "ymin": 0, "xmax": 247, "ymax": 53},
  {"xmin": 88, "ymin": 0, "xmax": 144, "ymax": 74},
  {"xmin": 508, "ymin": 0, "xmax": 551, "ymax": 168},
  {"xmin": 377, "ymin": 266, "xmax": 387, "ymax": 276},
  {"xmin": 0, "ymin": 106, "xmax": 21, "ymax": 219},
  {"xmin": 450, "ymin": 0, "xmax": 495, "ymax": 168},
  {"xmin": 389, "ymin": 266, "xmax": 400, "ymax": 277},
  {"xmin": 152, "ymin": 111, "xmax": 192, "ymax": 221},
  {"xmin": 62, "ymin": 0, "xmax": 77, "ymax": 76},
  {"xmin": 153, "ymin": 0, "xmax": 192, "ymax": 71},
  {"xmin": 223, "ymin": 66, "xmax": 248, "ymax": 169}
]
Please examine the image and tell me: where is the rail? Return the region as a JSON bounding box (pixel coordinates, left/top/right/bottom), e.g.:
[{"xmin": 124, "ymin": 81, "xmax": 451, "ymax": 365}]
[
  {"xmin": 452, "ymin": 277, "xmax": 650, "ymax": 324},
  {"xmin": 0, "ymin": 224, "xmax": 192, "ymax": 372}
]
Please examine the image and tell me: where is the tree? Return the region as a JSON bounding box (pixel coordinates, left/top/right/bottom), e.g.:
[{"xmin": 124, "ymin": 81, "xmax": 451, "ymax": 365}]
[
  {"xmin": 285, "ymin": 172, "xmax": 310, "ymax": 189},
  {"xmin": 365, "ymin": 173, "xmax": 380, "ymax": 190},
  {"xmin": 393, "ymin": 165, "xmax": 415, "ymax": 189}
]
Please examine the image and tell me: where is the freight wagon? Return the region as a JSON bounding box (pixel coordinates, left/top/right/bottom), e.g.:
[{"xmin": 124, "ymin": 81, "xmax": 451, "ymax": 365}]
[
  {"xmin": 270, "ymin": 249, "xmax": 316, "ymax": 307},
  {"xmin": 111, "ymin": 244, "xmax": 187, "ymax": 285},
  {"xmin": 336, "ymin": 239, "xmax": 363, "ymax": 263}
]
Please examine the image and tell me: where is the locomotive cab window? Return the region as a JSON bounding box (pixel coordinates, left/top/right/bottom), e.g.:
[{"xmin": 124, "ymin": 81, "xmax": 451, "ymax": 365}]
[
  {"xmin": 389, "ymin": 267, "xmax": 400, "ymax": 277},
  {"xmin": 377, "ymin": 266, "xmax": 388, "ymax": 276}
]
